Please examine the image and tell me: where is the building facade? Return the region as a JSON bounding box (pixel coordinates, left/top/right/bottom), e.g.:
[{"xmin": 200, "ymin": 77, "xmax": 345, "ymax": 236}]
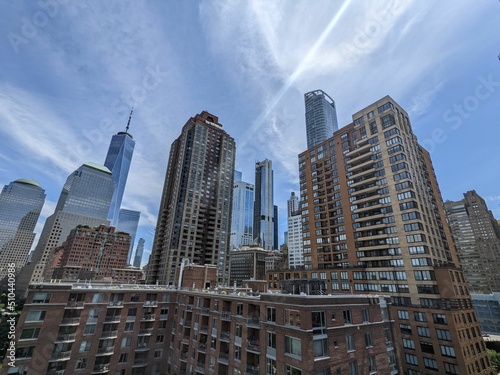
[
  {"xmin": 50, "ymin": 224, "xmax": 140, "ymax": 282},
  {"xmin": 17, "ymin": 162, "xmax": 113, "ymax": 296},
  {"xmin": 471, "ymin": 293, "xmax": 500, "ymax": 335},
  {"xmin": 287, "ymin": 192, "xmax": 303, "ymax": 270},
  {"xmin": 146, "ymin": 111, "xmax": 235, "ymax": 286},
  {"xmin": 133, "ymin": 238, "xmax": 145, "ymax": 269},
  {"xmin": 445, "ymin": 191, "xmax": 500, "ymax": 294},
  {"xmin": 104, "ymin": 116, "xmax": 136, "ymax": 226},
  {"xmin": 229, "ymin": 245, "xmax": 267, "ymax": 287},
  {"xmin": 253, "ymin": 159, "xmax": 275, "ymax": 251},
  {"xmin": 0, "ymin": 179, "xmax": 45, "ymax": 280},
  {"xmin": 304, "ymin": 89, "xmax": 338, "ymax": 149},
  {"xmin": 295, "ymin": 96, "xmax": 491, "ymax": 374},
  {"xmin": 229, "ymin": 172, "xmax": 255, "ymax": 250},
  {"xmin": 9, "ymin": 281, "xmax": 396, "ymax": 375},
  {"xmin": 117, "ymin": 209, "xmax": 141, "ymax": 265}
]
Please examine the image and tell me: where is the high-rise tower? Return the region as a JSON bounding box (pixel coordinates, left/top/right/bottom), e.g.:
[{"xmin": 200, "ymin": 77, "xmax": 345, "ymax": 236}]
[
  {"xmin": 229, "ymin": 171, "xmax": 255, "ymax": 249},
  {"xmin": 146, "ymin": 111, "xmax": 235, "ymax": 286},
  {"xmin": 105, "ymin": 110, "xmax": 136, "ymax": 226},
  {"xmin": 253, "ymin": 159, "xmax": 275, "ymax": 250},
  {"xmin": 445, "ymin": 190, "xmax": 500, "ymax": 294},
  {"xmin": 117, "ymin": 208, "xmax": 140, "ymax": 265},
  {"xmin": 286, "ymin": 192, "xmax": 303, "ymax": 269},
  {"xmin": 0, "ymin": 179, "xmax": 45, "ymax": 280},
  {"xmin": 297, "ymin": 96, "xmax": 492, "ymax": 374},
  {"xmin": 17, "ymin": 162, "xmax": 113, "ymax": 295},
  {"xmin": 304, "ymin": 89, "xmax": 338, "ymax": 149},
  {"xmin": 133, "ymin": 237, "xmax": 145, "ymax": 268}
]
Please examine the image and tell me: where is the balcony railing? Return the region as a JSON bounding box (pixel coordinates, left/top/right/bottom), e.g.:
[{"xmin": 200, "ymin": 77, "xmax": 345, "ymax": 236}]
[
  {"xmin": 65, "ymin": 301, "xmax": 84, "ymax": 309},
  {"xmin": 54, "ymin": 334, "xmax": 76, "ymax": 342},
  {"xmin": 218, "ymin": 352, "xmax": 229, "ymax": 364},
  {"xmin": 96, "ymin": 346, "xmax": 114, "ymax": 355},
  {"xmin": 60, "ymin": 317, "xmax": 80, "ymax": 325},
  {"xmin": 100, "ymin": 330, "xmax": 118, "ymax": 338},
  {"xmin": 49, "ymin": 351, "xmax": 71, "ymax": 361},
  {"xmin": 91, "ymin": 364, "xmax": 110, "ymax": 374}
]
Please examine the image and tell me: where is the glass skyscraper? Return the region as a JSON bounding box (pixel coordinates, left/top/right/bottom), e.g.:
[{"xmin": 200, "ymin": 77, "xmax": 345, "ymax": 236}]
[
  {"xmin": 304, "ymin": 89, "xmax": 338, "ymax": 149},
  {"xmin": 229, "ymin": 171, "xmax": 254, "ymax": 249},
  {"xmin": 105, "ymin": 124, "xmax": 135, "ymax": 226},
  {"xmin": 253, "ymin": 159, "xmax": 275, "ymax": 251},
  {"xmin": 146, "ymin": 111, "xmax": 235, "ymax": 286},
  {"xmin": 117, "ymin": 208, "xmax": 140, "ymax": 265},
  {"xmin": 0, "ymin": 179, "xmax": 45, "ymax": 279},
  {"xmin": 133, "ymin": 237, "xmax": 145, "ymax": 268},
  {"xmin": 17, "ymin": 162, "xmax": 114, "ymax": 295}
]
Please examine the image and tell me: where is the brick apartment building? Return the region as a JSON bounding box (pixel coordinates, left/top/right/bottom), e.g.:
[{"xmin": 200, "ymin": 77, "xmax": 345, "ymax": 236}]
[{"xmin": 8, "ymin": 278, "xmax": 397, "ymax": 375}]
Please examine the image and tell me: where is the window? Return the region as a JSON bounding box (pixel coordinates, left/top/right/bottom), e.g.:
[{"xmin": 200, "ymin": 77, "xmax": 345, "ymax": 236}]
[
  {"xmin": 405, "ymin": 353, "xmax": 418, "ymax": 366},
  {"xmin": 343, "ymin": 309, "xmax": 352, "ymax": 324},
  {"xmin": 15, "ymin": 346, "xmax": 34, "ymax": 359},
  {"xmin": 234, "ymin": 345, "xmax": 241, "ymax": 360},
  {"xmin": 267, "ymin": 307, "xmax": 276, "ymax": 323},
  {"xmin": 440, "ymin": 345, "xmax": 456, "ymax": 358},
  {"xmin": 437, "ymin": 329, "xmax": 452, "ymax": 341},
  {"xmin": 20, "ymin": 328, "xmax": 40, "ymax": 340},
  {"xmin": 285, "ymin": 309, "xmax": 300, "ymax": 326},
  {"xmin": 156, "ymin": 335, "xmax": 165, "ymax": 343},
  {"xmin": 313, "ymin": 338, "xmax": 328, "ymax": 357},
  {"xmin": 348, "ymin": 361, "xmax": 358, "ymax": 375},
  {"xmin": 368, "ymin": 355, "xmax": 377, "ymax": 373},
  {"xmin": 362, "ymin": 309, "xmax": 370, "ymax": 323},
  {"xmin": 75, "ymin": 358, "xmax": 87, "ymax": 370},
  {"xmin": 236, "ymin": 303, "xmax": 243, "ymax": 316},
  {"xmin": 400, "ymin": 324, "xmax": 412, "ymax": 335},
  {"xmin": 444, "ymin": 362, "xmax": 460, "ymax": 374},
  {"xmin": 154, "ymin": 349, "xmax": 162, "ymax": 358},
  {"xmin": 124, "ymin": 322, "xmax": 134, "ymax": 331},
  {"xmin": 83, "ymin": 324, "xmax": 96, "ymax": 335},
  {"xmin": 121, "ymin": 337, "xmax": 131, "ymax": 348},
  {"xmin": 365, "ymin": 331, "xmax": 373, "ymax": 347},
  {"xmin": 398, "ymin": 310, "xmax": 409, "ymax": 320},
  {"xmin": 417, "ymin": 326, "xmax": 431, "ymax": 337},
  {"xmin": 118, "ymin": 353, "xmax": 128, "ymax": 363},
  {"xmin": 286, "ymin": 365, "xmax": 302, "ymax": 375},
  {"xmin": 346, "ymin": 334, "xmax": 355, "ymax": 351},
  {"xmin": 414, "ymin": 312, "xmax": 427, "ymax": 322},
  {"xmin": 91, "ymin": 293, "xmax": 103, "ymax": 303},
  {"xmin": 79, "ymin": 341, "xmax": 91, "ymax": 352},
  {"xmin": 26, "ymin": 310, "xmax": 46, "ymax": 322},
  {"xmin": 266, "ymin": 358, "xmax": 277, "ymax": 375},
  {"xmin": 285, "ymin": 336, "xmax": 302, "ymax": 358},
  {"xmin": 420, "ymin": 341, "xmax": 434, "ymax": 354},
  {"xmin": 267, "ymin": 331, "xmax": 276, "ymax": 349},
  {"xmin": 433, "ymin": 314, "xmax": 447, "ymax": 325},
  {"xmin": 32, "ymin": 293, "xmax": 51, "ymax": 303},
  {"xmin": 403, "ymin": 338, "xmax": 415, "ymax": 349},
  {"xmin": 423, "ymin": 357, "xmax": 438, "ymax": 370}
]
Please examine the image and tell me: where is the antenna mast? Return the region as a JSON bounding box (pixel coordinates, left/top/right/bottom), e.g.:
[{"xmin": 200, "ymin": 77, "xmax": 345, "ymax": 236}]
[{"xmin": 126, "ymin": 108, "xmax": 134, "ymax": 133}]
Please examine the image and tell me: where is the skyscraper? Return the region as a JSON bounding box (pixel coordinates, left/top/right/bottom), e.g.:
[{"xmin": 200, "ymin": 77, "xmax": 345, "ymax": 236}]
[
  {"xmin": 304, "ymin": 89, "xmax": 338, "ymax": 149},
  {"xmin": 295, "ymin": 96, "xmax": 491, "ymax": 374},
  {"xmin": 104, "ymin": 110, "xmax": 136, "ymax": 226},
  {"xmin": 445, "ymin": 190, "xmax": 500, "ymax": 294},
  {"xmin": 0, "ymin": 179, "xmax": 45, "ymax": 280},
  {"xmin": 286, "ymin": 192, "xmax": 303, "ymax": 269},
  {"xmin": 117, "ymin": 208, "xmax": 140, "ymax": 265},
  {"xmin": 253, "ymin": 159, "xmax": 275, "ymax": 250},
  {"xmin": 133, "ymin": 237, "xmax": 145, "ymax": 268},
  {"xmin": 17, "ymin": 162, "xmax": 113, "ymax": 295},
  {"xmin": 146, "ymin": 111, "xmax": 235, "ymax": 286},
  {"xmin": 273, "ymin": 204, "xmax": 279, "ymax": 249},
  {"xmin": 287, "ymin": 191, "xmax": 299, "ymax": 218},
  {"xmin": 229, "ymin": 171, "xmax": 254, "ymax": 249}
]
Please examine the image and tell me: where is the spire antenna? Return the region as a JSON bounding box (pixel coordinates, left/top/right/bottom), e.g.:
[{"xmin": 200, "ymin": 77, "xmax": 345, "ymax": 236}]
[{"xmin": 126, "ymin": 108, "xmax": 134, "ymax": 133}]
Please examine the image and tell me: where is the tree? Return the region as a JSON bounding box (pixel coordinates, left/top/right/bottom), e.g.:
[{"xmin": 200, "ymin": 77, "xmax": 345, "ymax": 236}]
[{"xmin": 488, "ymin": 349, "xmax": 500, "ymax": 373}]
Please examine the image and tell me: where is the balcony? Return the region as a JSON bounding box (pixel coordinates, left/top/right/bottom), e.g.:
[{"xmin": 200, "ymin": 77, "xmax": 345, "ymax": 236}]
[
  {"xmin": 132, "ymin": 360, "xmax": 148, "ymax": 368},
  {"xmin": 219, "ymin": 331, "xmax": 231, "ymax": 342},
  {"xmin": 60, "ymin": 317, "xmax": 80, "ymax": 325},
  {"xmin": 160, "ymin": 314, "xmax": 169, "ymax": 320},
  {"xmin": 218, "ymin": 352, "xmax": 229, "ymax": 364},
  {"xmin": 246, "ymin": 316, "xmax": 260, "ymax": 327},
  {"xmin": 46, "ymin": 371, "xmax": 65, "ymax": 375},
  {"xmin": 245, "ymin": 365, "xmax": 260, "ymax": 375},
  {"xmin": 49, "ymin": 351, "xmax": 71, "ymax": 361},
  {"xmin": 91, "ymin": 364, "xmax": 110, "ymax": 374},
  {"xmin": 180, "ymin": 352, "xmax": 188, "ymax": 362},
  {"xmin": 136, "ymin": 343, "xmax": 150, "ymax": 351},
  {"xmin": 54, "ymin": 334, "xmax": 76, "ymax": 343},
  {"xmin": 221, "ymin": 311, "xmax": 231, "ymax": 321},
  {"xmin": 195, "ymin": 363, "xmax": 205, "ymax": 373},
  {"xmin": 142, "ymin": 314, "xmax": 155, "ymax": 321},
  {"xmin": 96, "ymin": 346, "xmax": 114, "ymax": 356},
  {"xmin": 138, "ymin": 328, "xmax": 153, "ymax": 336},
  {"xmin": 65, "ymin": 301, "xmax": 84, "ymax": 309},
  {"xmin": 100, "ymin": 330, "xmax": 118, "ymax": 339},
  {"xmin": 108, "ymin": 301, "xmax": 123, "ymax": 308},
  {"xmin": 246, "ymin": 339, "xmax": 260, "ymax": 353},
  {"xmin": 104, "ymin": 315, "xmax": 120, "ymax": 323},
  {"xmin": 200, "ymin": 325, "xmax": 208, "ymax": 333},
  {"xmin": 198, "ymin": 343, "xmax": 207, "ymax": 352},
  {"xmin": 201, "ymin": 308, "xmax": 209, "ymax": 315},
  {"xmin": 144, "ymin": 300, "xmax": 157, "ymax": 307}
]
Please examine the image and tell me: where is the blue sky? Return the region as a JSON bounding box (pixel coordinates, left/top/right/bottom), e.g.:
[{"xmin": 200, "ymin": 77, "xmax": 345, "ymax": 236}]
[{"xmin": 1, "ymin": 1, "xmax": 499, "ymax": 265}]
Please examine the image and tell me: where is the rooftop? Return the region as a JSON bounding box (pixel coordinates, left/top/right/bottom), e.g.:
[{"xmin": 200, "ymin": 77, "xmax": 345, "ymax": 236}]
[{"xmin": 14, "ymin": 178, "xmax": 42, "ymax": 188}]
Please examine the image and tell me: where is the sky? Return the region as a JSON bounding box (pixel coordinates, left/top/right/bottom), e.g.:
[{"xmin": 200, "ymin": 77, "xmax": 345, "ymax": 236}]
[{"xmin": 1, "ymin": 1, "xmax": 499, "ymax": 265}]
